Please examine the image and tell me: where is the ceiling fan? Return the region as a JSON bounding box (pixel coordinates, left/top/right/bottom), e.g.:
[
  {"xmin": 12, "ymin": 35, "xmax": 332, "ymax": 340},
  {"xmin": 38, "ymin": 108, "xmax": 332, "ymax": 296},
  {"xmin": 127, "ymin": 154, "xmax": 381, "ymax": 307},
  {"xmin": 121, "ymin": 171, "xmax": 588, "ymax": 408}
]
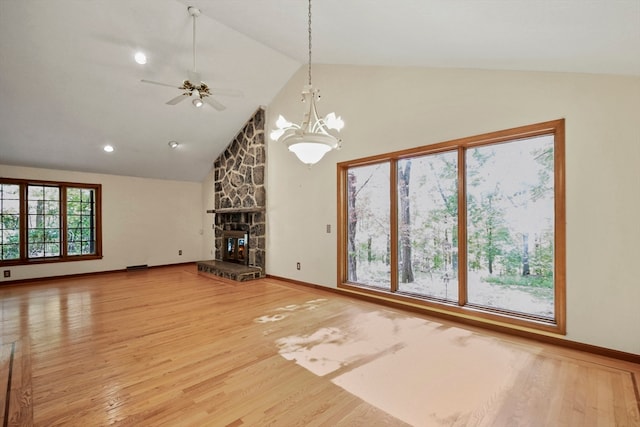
[{"xmin": 140, "ymin": 6, "xmax": 242, "ymax": 111}]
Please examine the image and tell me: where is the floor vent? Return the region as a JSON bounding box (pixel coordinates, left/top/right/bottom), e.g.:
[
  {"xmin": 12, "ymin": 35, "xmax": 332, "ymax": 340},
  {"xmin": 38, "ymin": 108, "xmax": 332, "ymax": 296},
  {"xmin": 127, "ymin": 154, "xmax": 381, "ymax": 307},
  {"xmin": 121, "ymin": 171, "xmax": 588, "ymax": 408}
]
[{"xmin": 126, "ymin": 264, "xmax": 149, "ymax": 271}]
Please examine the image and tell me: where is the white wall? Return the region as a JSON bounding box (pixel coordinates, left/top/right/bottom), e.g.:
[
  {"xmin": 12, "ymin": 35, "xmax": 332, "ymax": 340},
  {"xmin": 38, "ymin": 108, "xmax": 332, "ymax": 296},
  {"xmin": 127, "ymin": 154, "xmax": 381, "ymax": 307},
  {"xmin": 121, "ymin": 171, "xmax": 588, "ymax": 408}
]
[
  {"xmin": 0, "ymin": 165, "xmax": 204, "ymax": 281},
  {"xmin": 266, "ymin": 64, "xmax": 640, "ymax": 354}
]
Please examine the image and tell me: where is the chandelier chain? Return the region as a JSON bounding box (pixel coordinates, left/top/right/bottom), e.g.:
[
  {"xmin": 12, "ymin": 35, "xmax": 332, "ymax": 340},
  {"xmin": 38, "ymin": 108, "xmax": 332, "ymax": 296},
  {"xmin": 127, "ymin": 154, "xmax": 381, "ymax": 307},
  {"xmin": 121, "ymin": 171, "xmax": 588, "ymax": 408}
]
[{"xmin": 308, "ymin": 0, "xmax": 312, "ymax": 85}]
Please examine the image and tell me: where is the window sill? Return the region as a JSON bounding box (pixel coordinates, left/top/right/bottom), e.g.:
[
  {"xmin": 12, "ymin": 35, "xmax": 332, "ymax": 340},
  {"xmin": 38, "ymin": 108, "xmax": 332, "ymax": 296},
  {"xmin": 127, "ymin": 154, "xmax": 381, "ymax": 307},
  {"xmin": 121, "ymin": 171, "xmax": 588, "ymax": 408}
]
[
  {"xmin": 339, "ymin": 282, "xmax": 565, "ymax": 336},
  {"xmin": 0, "ymin": 254, "xmax": 103, "ymax": 267}
]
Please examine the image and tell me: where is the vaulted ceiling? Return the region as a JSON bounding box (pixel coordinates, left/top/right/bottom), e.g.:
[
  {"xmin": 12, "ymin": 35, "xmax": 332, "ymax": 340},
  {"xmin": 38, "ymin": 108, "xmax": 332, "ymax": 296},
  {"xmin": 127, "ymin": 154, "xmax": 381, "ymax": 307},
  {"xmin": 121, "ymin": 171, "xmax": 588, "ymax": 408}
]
[{"xmin": 1, "ymin": 0, "xmax": 638, "ymax": 181}]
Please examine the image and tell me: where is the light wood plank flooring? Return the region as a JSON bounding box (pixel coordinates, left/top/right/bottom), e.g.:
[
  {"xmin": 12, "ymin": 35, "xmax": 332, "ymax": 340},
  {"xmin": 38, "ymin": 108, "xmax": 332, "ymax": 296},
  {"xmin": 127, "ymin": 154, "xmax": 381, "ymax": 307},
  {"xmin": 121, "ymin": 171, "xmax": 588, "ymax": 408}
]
[{"xmin": 0, "ymin": 265, "xmax": 638, "ymax": 426}]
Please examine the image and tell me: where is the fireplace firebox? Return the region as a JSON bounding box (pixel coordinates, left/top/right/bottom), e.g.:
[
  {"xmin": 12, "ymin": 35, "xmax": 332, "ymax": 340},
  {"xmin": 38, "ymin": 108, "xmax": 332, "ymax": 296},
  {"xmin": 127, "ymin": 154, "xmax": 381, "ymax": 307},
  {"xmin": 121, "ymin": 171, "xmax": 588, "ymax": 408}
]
[{"xmin": 223, "ymin": 230, "xmax": 249, "ymax": 265}]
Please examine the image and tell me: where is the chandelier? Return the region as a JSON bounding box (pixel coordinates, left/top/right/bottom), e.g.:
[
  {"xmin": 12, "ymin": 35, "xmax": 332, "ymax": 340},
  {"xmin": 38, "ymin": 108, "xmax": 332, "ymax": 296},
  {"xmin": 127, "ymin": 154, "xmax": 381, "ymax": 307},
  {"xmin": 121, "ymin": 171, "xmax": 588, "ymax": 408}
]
[{"xmin": 270, "ymin": 0, "xmax": 344, "ymax": 166}]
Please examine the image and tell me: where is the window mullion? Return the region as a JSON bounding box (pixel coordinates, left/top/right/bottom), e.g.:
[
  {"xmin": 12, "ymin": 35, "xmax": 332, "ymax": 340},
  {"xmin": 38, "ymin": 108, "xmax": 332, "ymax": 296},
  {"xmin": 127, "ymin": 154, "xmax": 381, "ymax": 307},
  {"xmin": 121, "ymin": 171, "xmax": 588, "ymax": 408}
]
[
  {"xmin": 19, "ymin": 183, "xmax": 27, "ymax": 262},
  {"xmin": 390, "ymin": 160, "xmax": 398, "ymax": 293},
  {"xmin": 89, "ymin": 189, "xmax": 95, "ymax": 254},
  {"xmin": 457, "ymin": 147, "xmax": 467, "ymax": 306},
  {"xmin": 61, "ymin": 186, "xmax": 68, "ymax": 258},
  {"xmin": 553, "ymin": 122, "xmax": 566, "ymax": 332}
]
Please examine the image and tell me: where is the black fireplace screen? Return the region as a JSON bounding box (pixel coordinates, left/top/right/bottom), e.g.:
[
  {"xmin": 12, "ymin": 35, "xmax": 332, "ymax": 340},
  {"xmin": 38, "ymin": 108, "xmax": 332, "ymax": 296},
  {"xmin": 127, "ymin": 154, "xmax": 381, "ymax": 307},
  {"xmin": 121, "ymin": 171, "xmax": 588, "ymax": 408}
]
[{"xmin": 223, "ymin": 230, "xmax": 248, "ymax": 264}]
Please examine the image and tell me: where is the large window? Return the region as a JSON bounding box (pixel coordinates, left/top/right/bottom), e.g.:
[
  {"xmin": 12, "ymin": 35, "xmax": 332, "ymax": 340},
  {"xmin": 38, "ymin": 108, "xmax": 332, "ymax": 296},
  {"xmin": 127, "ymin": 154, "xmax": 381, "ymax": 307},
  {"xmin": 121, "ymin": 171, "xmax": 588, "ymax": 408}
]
[
  {"xmin": 338, "ymin": 120, "xmax": 565, "ymax": 333},
  {"xmin": 0, "ymin": 179, "xmax": 102, "ymax": 265}
]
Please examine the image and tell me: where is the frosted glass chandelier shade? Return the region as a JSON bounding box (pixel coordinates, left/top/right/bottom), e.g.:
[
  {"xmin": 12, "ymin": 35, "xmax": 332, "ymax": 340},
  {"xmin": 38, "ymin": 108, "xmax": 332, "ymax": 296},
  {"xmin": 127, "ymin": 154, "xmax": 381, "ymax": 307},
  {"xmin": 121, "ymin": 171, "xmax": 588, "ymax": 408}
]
[{"xmin": 289, "ymin": 142, "xmax": 332, "ymax": 164}]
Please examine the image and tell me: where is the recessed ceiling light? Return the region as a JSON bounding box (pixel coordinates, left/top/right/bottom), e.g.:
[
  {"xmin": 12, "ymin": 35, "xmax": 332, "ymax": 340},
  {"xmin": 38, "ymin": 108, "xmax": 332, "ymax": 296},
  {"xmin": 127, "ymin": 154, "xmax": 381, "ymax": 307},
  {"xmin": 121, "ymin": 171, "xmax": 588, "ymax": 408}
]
[
  {"xmin": 134, "ymin": 51, "xmax": 147, "ymax": 65},
  {"xmin": 168, "ymin": 141, "xmax": 179, "ymax": 149},
  {"xmin": 104, "ymin": 145, "xmax": 114, "ymax": 153}
]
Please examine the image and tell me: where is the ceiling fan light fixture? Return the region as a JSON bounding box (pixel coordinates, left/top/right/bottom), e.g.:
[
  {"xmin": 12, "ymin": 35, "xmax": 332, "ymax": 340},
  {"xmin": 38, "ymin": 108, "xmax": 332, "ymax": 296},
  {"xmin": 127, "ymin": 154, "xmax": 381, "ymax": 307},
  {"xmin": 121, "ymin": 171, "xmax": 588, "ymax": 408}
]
[
  {"xmin": 168, "ymin": 141, "xmax": 179, "ymax": 149},
  {"xmin": 192, "ymin": 97, "xmax": 204, "ymax": 108},
  {"xmin": 270, "ymin": 0, "xmax": 343, "ymax": 166}
]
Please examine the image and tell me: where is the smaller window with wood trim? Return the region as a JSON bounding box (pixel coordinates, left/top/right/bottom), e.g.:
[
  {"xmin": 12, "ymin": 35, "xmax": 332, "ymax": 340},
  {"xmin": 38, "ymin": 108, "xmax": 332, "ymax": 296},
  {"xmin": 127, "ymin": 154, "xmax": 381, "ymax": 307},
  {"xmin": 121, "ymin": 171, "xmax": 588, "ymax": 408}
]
[{"xmin": 0, "ymin": 179, "xmax": 102, "ymax": 265}]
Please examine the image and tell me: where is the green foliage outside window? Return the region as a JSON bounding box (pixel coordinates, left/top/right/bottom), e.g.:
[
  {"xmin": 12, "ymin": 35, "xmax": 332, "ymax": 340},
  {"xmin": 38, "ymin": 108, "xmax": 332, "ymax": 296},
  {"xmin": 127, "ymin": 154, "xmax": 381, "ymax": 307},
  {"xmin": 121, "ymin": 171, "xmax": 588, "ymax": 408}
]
[
  {"xmin": 0, "ymin": 180, "xmax": 100, "ymax": 264},
  {"xmin": 0, "ymin": 184, "xmax": 20, "ymax": 260}
]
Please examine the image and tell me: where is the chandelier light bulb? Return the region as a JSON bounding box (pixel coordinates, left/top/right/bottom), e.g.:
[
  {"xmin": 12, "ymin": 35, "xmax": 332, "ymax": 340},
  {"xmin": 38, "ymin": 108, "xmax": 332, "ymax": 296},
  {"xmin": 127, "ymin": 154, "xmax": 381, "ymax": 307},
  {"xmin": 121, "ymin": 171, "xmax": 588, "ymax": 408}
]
[
  {"xmin": 275, "ymin": 115, "xmax": 294, "ymax": 129},
  {"xmin": 324, "ymin": 112, "xmax": 344, "ymax": 131},
  {"xmin": 270, "ymin": 128, "xmax": 286, "ymax": 141}
]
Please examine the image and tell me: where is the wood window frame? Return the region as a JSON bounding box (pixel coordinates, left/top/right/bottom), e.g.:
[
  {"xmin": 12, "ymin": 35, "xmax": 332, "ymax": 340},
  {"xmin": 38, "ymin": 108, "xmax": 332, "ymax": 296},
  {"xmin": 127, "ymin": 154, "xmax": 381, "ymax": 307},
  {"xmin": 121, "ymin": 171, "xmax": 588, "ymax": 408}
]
[
  {"xmin": 0, "ymin": 178, "xmax": 103, "ymax": 266},
  {"xmin": 337, "ymin": 119, "xmax": 566, "ymax": 335}
]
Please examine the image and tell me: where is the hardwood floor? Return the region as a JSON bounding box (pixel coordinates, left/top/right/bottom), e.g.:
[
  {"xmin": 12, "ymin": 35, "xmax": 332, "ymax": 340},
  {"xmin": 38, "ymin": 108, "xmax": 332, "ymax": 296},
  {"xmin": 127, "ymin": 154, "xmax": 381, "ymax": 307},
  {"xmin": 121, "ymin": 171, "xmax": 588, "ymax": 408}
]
[{"xmin": 0, "ymin": 265, "xmax": 638, "ymax": 426}]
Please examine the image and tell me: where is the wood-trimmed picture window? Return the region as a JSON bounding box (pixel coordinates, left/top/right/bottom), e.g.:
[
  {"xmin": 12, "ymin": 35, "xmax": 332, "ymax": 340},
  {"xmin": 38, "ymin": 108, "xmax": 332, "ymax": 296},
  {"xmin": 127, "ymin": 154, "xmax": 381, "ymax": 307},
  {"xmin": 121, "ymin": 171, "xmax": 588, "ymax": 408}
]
[
  {"xmin": 0, "ymin": 179, "xmax": 102, "ymax": 265},
  {"xmin": 337, "ymin": 119, "xmax": 566, "ymax": 333}
]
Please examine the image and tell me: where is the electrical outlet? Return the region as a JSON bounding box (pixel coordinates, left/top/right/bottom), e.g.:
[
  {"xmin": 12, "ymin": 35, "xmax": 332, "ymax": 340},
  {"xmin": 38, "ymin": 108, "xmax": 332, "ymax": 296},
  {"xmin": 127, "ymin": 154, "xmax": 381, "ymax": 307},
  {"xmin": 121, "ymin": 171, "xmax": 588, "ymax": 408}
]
[
  {"xmin": 178, "ymin": 249, "xmax": 182, "ymax": 256},
  {"xmin": 296, "ymin": 262, "xmax": 301, "ymax": 270},
  {"xmin": 3, "ymin": 270, "xmax": 10, "ymax": 278}
]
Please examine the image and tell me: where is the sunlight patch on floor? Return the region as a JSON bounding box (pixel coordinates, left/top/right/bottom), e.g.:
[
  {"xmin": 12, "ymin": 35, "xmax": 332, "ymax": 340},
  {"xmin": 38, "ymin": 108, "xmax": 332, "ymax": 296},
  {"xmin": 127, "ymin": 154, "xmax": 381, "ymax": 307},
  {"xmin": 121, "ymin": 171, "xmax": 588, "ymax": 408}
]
[
  {"xmin": 254, "ymin": 299, "xmax": 328, "ymax": 324},
  {"xmin": 275, "ymin": 311, "xmax": 429, "ymax": 377},
  {"xmin": 275, "ymin": 310, "xmax": 535, "ymax": 426}
]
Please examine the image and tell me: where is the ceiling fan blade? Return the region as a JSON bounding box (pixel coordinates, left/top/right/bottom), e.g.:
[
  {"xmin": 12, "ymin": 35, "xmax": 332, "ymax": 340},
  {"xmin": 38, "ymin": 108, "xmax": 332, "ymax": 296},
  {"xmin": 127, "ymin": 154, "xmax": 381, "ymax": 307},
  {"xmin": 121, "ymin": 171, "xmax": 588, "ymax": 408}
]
[
  {"xmin": 210, "ymin": 88, "xmax": 244, "ymax": 98},
  {"xmin": 203, "ymin": 97, "xmax": 226, "ymax": 111},
  {"xmin": 188, "ymin": 71, "xmax": 202, "ymax": 84},
  {"xmin": 141, "ymin": 79, "xmax": 181, "ymax": 89},
  {"xmin": 166, "ymin": 93, "xmax": 190, "ymax": 105}
]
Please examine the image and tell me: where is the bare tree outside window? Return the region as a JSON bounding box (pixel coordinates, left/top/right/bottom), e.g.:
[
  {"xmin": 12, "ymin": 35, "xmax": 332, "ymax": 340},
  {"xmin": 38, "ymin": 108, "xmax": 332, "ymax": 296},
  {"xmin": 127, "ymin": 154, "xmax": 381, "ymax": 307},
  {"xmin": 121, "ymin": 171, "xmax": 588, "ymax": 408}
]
[{"xmin": 346, "ymin": 163, "xmax": 390, "ymax": 288}]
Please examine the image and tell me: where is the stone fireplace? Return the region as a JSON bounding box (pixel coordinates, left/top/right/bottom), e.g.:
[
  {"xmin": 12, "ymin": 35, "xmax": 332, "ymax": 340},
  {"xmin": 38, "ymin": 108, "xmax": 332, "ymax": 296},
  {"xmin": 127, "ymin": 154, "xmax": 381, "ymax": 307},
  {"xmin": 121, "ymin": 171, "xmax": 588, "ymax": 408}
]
[{"xmin": 198, "ymin": 108, "xmax": 266, "ymax": 281}]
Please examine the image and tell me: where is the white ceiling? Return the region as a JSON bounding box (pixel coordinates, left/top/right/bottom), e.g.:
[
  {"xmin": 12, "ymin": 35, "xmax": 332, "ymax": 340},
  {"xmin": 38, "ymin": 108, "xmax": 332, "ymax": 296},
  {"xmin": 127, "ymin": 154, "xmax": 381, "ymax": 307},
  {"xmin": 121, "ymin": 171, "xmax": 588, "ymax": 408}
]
[{"xmin": 1, "ymin": 0, "xmax": 638, "ymax": 182}]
